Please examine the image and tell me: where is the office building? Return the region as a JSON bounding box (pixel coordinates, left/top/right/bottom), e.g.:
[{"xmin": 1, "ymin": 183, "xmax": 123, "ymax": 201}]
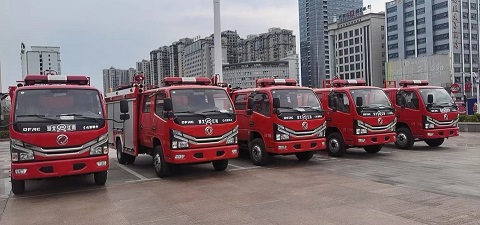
[
  {"xmin": 20, "ymin": 43, "xmax": 61, "ymax": 78},
  {"xmin": 102, "ymin": 67, "xmax": 136, "ymax": 94},
  {"xmin": 136, "ymin": 60, "xmax": 151, "ymax": 87},
  {"xmin": 298, "ymin": 0, "xmax": 363, "ymax": 87},
  {"xmin": 328, "ymin": 12, "xmax": 386, "ymax": 87},
  {"xmin": 237, "ymin": 28, "xmax": 296, "ymax": 63}
]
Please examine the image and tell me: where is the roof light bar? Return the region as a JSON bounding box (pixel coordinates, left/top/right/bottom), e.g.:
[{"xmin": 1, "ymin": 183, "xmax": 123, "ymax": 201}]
[
  {"xmin": 163, "ymin": 77, "xmax": 212, "ymax": 86},
  {"xmin": 23, "ymin": 75, "xmax": 90, "ymax": 86},
  {"xmin": 331, "ymin": 79, "xmax": 367, "ymax": 87},
  {"xmin": 399, "ymin": 80, "xmax": 429, "ymax": 87},
  {"xmin": 256, "ymin": 78, "xmax": 297, "ymax": 87}
]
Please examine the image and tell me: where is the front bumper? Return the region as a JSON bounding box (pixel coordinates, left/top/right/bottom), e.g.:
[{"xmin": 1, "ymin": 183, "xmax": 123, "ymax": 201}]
[
  {"xmin": 165, "ymin": 145, "xmax": 238, "ymax": 164},
  {"xmin": 349, "ymin": 132, "xmax": 396, "ymax": 147},
  {"xmin": 268, "ymin": 138, "xmax": 327, "ymax": 154},
  {"xmin": 11, "ymin": 155, "xmax": 109, "ymax": 180},
  {"xmin": 422, "ymin": 127, "xmax": 459, "ymax": 139}
]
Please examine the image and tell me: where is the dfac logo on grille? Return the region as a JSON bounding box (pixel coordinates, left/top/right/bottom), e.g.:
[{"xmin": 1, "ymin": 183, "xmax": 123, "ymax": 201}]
[
  {"xmin": 444, "ymin": 114, "xmax": 448, "ymax": 120},
  {"xmin": 301, "ymin": 114, "xmax": 308, "ymax": 120},
  {"xmin": 378, "ymin": 118, "xmax": 383, "ymax": 125},
  {"xmin": 301, "ymin": 121, "xmax": 308, "ymax": 130},
  {"xmin": 56, "ymin": 134, "xmax": 69, "ymax": 145},
  {"xmin": 205, "ymin": 126, "xmax": 213, "ymax": 136}
]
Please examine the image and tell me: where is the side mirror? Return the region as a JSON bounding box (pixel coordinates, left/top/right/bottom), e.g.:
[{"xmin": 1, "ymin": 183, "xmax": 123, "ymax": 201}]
[
  {"xmin": 427, "ymin": 94, "xmax": 434, "ymax": 104},
  {"xmin": 120, "ymin": 99, "xmax": 129, "ymax": 114},
  {"xmin": 247, "ymin": 98, "xmax": 254, "ymax": 110},
  {"xmin": 163, "ymin": 98, "xmax": 173, "ymax": 111},
  {"xmin": 356, "ymin": 96, "xmax": 363, "ymax": 107},
  {"xmin": 273, "ymin": 97, "xmax": 280, "ymax": 108}
]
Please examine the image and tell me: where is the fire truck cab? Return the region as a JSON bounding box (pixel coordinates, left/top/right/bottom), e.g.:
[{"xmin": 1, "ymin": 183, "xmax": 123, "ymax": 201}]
[
  {"xmin": 105, "ymin": 77, "xmax": 239, "ymax": 178},
  {"xmin": 383, "ymin": 80, "xmax": 459, "ymax": 149},
  {"xmin": 8, "ymin": 75, "xmax": 109, "ymax": 194},
  {"xmin": 230, "ymin": 78, "xmax": 327, "ymax": 166},
  {"xmin": 315, "ymin": 79, "xmax": 397, "ymax": 157}
]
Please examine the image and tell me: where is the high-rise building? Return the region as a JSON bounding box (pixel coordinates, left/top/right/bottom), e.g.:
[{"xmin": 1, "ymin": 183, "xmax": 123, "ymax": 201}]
[
  {"xmin": 298, "ymin": 0, "xmax": 363, "ymax": 87},
  {"xmin": 102, "ymin": 67, "xmax": 136, "ymax": 94},
  {"xmin": 150, "ymin": 46, "xmax": 171, "ymax": 85},
  {"xmin": 169, "ymin": 38, "xmax": 193, "ymax": 78},
  {"xmin": 237, "ymin": 28, "xmax": 296, "ymax": 63},
  {"xmin": 136, "ymin": 60, "xmax": 151, "ymax": 87},
  {"xmin": 328, "ymin": 12, "xmax": 386, "ymax": 87},
  {"xmin": 385, "ymin": 0, "xmax": 479, "ymax": 97},
  {"xmin": 220, "ymin": 30, "xmax": 241, "ymax": 64},
  {"xmin": 20, "ymin": 43, "xmax": 61, "ymax": 78}
]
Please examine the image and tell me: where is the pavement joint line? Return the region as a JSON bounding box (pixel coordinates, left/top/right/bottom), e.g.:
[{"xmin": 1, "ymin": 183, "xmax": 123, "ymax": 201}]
[
  {"xmin": 228, "ymin": 166, "xmax": 261, "ymax": 171},
  {"xmin": 3, "ymin": 177, "xmax": 10, "ymax": 197},
  {"xmin": 114, "ymin": 162, "xmax": 148, "ymax": 180},
  {"xmin": 227, "ymin": 163, "xmax": 246, "ymax": 169}
]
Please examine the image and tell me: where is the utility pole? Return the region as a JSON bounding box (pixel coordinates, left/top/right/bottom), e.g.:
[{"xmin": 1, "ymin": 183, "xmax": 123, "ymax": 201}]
[{"xmin": 213, "ymin": 0, "xmax": 223, "ymax": 83}]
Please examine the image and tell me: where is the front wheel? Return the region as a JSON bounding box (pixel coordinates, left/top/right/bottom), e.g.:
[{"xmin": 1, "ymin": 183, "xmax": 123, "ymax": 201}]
[
  {"xmin": 326, "ymin": 133, "xmax": 346, "ymax": 157},
  {"xmin": 395, "ymin": 127, "xmax": 414, "ymax": 150},
  {"xmin": 364, "ymin": 145, "xmax": 382, "ymax": 154},
  {"xmin": 94, "ymin": 171, "xmax": 108, "ymax": 185},
  {"xmin": 249, "ymin": 138, "xmax": 269, "ymax": 166},
  {"xmin": 425, "ymin": 138, "xmax": 445, "ymax": 147},
  {"xmin": 295, "ymin": 151, "xmax": 314, "ymax": 161},
  {"xmin": 11, "ymin": 178, "xmax": 25, "ymax": 195},
  {"xmin": 153, "ymin": 146, "xmax": 170, "ymax": 178},
  {"xmin": 212, "ymin": 159, "xmax": 228, "ymax": 171},
  {"xmin": 116, "ymin": 140, "xmax": 128, "ymax": 164}
]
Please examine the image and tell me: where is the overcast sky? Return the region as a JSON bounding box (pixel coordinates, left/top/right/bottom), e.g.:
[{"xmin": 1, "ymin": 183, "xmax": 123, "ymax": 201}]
[{"xmin": 0, "ymin": 0, "xmax": 389, "ymax": 92}]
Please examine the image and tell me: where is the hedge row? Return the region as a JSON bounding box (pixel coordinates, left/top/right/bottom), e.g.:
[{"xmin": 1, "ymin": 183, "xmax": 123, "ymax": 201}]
[
  {"xmin": 0, "ymin": 130, "xmax": 9, "ymax": 139},
  {"xmin": 459, "ymin": 114, "xmax": 480, "ymax": 122}
]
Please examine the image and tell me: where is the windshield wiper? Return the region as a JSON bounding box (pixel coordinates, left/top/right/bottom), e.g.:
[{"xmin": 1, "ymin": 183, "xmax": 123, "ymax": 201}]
[
  {"xmin": 195, "ymin": 109, "xmax": 234, "ymax": 115},
  {"xmin": 16, "ymin": 114, "xmax": 61, "ymax": 122}
]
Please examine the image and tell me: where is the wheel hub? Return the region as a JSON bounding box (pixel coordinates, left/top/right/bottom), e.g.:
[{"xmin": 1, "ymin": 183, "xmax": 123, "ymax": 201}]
[
  {"xmin": 154, "ymin": 154, "xmax": 162, "ymax": 171},
  {"xmin": 252, "ymin": 145, "xmax": 262, "ymax": 162},
  {"xmin": 397, "ymin": 133, "xmax": 408, "ymax": 146},
  {"xmin": 329, "ymin": 139, "xmax": 339, "ymax": 153}
]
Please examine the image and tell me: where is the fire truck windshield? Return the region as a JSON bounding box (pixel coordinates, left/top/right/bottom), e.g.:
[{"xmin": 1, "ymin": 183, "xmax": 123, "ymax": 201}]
[
  {"xmin": 170, "ymin": 89, "xmax": 234, "ymax": 114},
  {"xmin": 270, "ymin": 89, "xmax": 322, "ymax": 112},
  {"xmin": 350, "ymin": 89, "xmax": 392, "ymax": 108},
  {"xmin": 14, "ymin": 89, "xmax": 104, "ymax": 122},
  {"xmin": 418, "ymin": 88, "xmax": 454, "ymax": 105}
]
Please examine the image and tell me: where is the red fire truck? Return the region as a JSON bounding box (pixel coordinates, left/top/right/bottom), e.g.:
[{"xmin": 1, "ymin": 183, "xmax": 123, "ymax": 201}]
[
  {"xmin": 104, "ymin": 77, "xmax": 238, "ymax": 178},
  {"xmin": 314, "ymin": 79, "xmax": 397, "ymax": 157},
  {"xmin": 383, "ymin": 80, "xmax": 459, "ymax": 149},
  {"xmin": 7, "ymin": 75, "xmax": 109, "ymax": 194},
  {"xmin": 230, "ymin": 78, "xmax": 327, "ymax": 166}
]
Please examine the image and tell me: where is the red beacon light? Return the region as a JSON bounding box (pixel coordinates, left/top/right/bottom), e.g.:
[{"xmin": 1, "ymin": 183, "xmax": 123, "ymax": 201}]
[
  {"xmin": 331, "ymin": 79, "xmax": 366, "ymax": 87},
  {"xmin": 163, "ymin": 77, "xmax": 212, "ymax": 86},
  {"xmin": 23, "ymin": 75, "xmax": 90, "ymax": 86},
  {"xmin": 256, "ymin": 78, "xmax": 297, "ymax": 87},
  {"xmin": 399, "ymin": 80, "xmax": 429, "ymax": 87}
]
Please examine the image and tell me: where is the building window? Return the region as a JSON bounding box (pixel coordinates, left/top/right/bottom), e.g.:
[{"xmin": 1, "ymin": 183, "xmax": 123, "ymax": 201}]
[
  {"xmin": 433, "ymin": 22, "xmax": 449, "ymax": 31},
  {"xmin": 406, "ymin": 50, "xmax": 415, "ymax": 56},
  {"xmin": 404, "ymin": 1, "xmax": 414, "ymax": 8},
  {"xmin": 387, "ymin": 16, "xmax": 397, "ymax": 22},
  {"xmin": 432, "ymin": 12, "xmax": 448, "ymax": 20},
  {"xmin": 417, "ymin": 28, "xmax": 426, "ymax": 34},
  {"xmin": 388, "ymin": 44, "xmax": 398, "ymax": 50},
  {"xmin": 418, "ymin": 38, "xmax": 426, "ymax": 44},
  {"xmin": 406, "ymin": 30, "xmax": 414, "ymax": 36},
  {"xmin": 454, "ymin": 53, "xmax": 461, "ymax": 63},
  {"xmin": 418, "ymin": 48, "xmax": 426, "ymax": 54},
  {"xmin": 434, "ymin": 33, "xmax": 449, "ymax": 41},
  {"xmin": 389, "ymin": 53, "xmax": 399, "ymax": 59},
  {"xmin": 388, "ymin": 25, "xmax": 398, "ymax": 32},
  {"xmin": 406, "ymin": 40, "xmax": 415, "ymax": 46},
  {"xmin": 417, "ymin": 18, "xmax": 426, "ymax": 24},
  {"xmin": 416, "ymin": 0, "xmax": 425, "ymax": 5},
  {"xmin": 388, "ymin": 34, "xmax": 398, "ymax": 41},
  {"xmin": 454, "ymin": 67, "xmax": 461, "ymax": 72},
  {"xmin": 405, "ymin": 21, "xmax": 414, "ymax": 27},
  {"xmin": 387, "ymin": 6, "xmax": 397, "ymax": 13},
  {"xmin": 472, "ymin": 3, "xmax": 477, "ymax": 10},
  {"xmin": 416, "ymin": 8, "xmax": 425, "ymax": 15},
  {"xmin": 432, "ymin": 2, "xmax": 448, "ymax": 10}
]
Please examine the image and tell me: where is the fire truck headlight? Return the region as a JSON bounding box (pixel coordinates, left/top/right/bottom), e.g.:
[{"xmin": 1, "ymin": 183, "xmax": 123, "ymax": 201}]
[
  {"xmin": 172, "ymin": 141, "xmax": 189, "ymax": 149},
  {"xmin": 11, "ymin": 141, "xmax": 35, "ymax": 162},
  {"xmin": 355, "ymin": 128, "xmax": 367, "ymax": 135},
  {"xmin": 226, "ymin": 136, "xmax": 237, "ymax": 145},
  {"xmin": 424, "ymin": 123, "xmax": 435, "ymax": 129},
  {"xmin": 90, "ymin": 145, "xmax": 108, "ymax": 155},
  {"xmin": 275, "ymin": 134, "xmax": 290, "ymax": 141}
]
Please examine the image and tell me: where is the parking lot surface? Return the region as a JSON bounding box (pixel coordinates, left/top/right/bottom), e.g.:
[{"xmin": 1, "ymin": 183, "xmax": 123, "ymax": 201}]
[{"xmin": 0, "ymin": 133, "xmax": 479, "ymax": 224}]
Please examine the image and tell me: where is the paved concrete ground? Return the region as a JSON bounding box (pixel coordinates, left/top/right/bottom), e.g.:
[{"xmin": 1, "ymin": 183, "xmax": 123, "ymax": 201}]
[{"xmin": 0, "ymin": 133, "xmax": 480, "ymax": 224}]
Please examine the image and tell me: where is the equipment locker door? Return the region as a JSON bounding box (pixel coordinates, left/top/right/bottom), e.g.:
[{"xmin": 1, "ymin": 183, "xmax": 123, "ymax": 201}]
[{"xmin": 139, "ymin": 94, "xmax": 154, "ymax": 148}]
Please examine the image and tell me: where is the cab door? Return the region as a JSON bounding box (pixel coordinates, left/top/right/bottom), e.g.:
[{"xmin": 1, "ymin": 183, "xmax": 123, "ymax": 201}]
[
  {"xmin": 396, "ymin": 90, "xmax": 422, "ymax": 136},
  {"xmin": 329, "ymin": 91, "xmax": 352, "ymax": 138},
  {"xmin": 250, "ymin": 92, "xmax": 272, "ymax": 145},
  {"xmin": 233, "ymin": 93, "xmax": 249, "ymax": 141},
  {"xmin": 139, "ymin": 94, "xmax": 154, "ymax": 148}
]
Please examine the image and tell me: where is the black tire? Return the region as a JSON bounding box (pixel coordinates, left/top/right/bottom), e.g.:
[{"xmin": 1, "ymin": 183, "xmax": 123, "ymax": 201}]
[
  {"xmin": 94, "ymin": 171, "xmax": 107, "ymax": 185},
  {"xmin": 125, "ymin": 154, "xmax": 136, "ymax": 165},
  {"xmin": 116, "ymin": 140, "xmax": 127, "ymax": 164},
  {"xmin": 249, "ymin": 138, "xmax": 269, "ymax": 166},
  {"xmin": 153, "ymin": 145, "xmax": 170, "ymax": 178},
  {"xmin": 212, "ymin": 159, "xmax": 228, "ymax": 171},
  {"xmin": 425, "ymin": 138, "xmax": 445, "ymax": 147},
  {"xmin": 11, "ymin": 178, "xmax": 25, "ymax": 195},
  {"xmin": 395, "ymin": 127, "xmax": 414, "ymax": 150},
  {"xmin": 326, "ymin": 132, "xmax": 346, "ymax": 157},
  {"xmin": 295, "ymin": 151, "xmax": 314, "ymax": 161},
  {"xmin": 364, "ymin": 145, "xmax": 382, "ymax": 154}
]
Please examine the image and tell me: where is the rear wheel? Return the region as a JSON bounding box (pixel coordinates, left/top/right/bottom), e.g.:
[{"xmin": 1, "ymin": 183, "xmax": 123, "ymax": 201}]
[
  {"xmin": 295, "ymin": 151, "xmax": 314, "ymax": 161},
  {"xmin": 249, "ymin": 138, "xmax": 269, "ymax": 166},
  {"xmin": 94, "ymin": 171, "xmax": 107, "ymax": 185},
  {"xmin": 153, "ymin": 145, "xmax": 170, "ymax": 178},
  {"xmin": 326, "ymin": 132, "xmax": 346, "ymax": 157},
  {"xmin": 125, "ymin": 154, "xmax": 136, "ymax": 164},
  {"xmin": 395, "ymin": 127, "xmax": 414, "ymax": 149},
  {"xmin": 116, "ymin": 140, "xmax": 127, "ymax": 164},
  {"xmin": 11, "ymin": 178, "xmax": 25, "ymax": 195},
  {"xmin": 212, "ymin": 159, "xmax": 228, "ymax": 171},
  {"xmin": 364, "ymin": 145, "xmax": 382, "ymax": 154},
  {"xmin": 425, "ymin": 138, "xmax": 445, "ymax": 147}
]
